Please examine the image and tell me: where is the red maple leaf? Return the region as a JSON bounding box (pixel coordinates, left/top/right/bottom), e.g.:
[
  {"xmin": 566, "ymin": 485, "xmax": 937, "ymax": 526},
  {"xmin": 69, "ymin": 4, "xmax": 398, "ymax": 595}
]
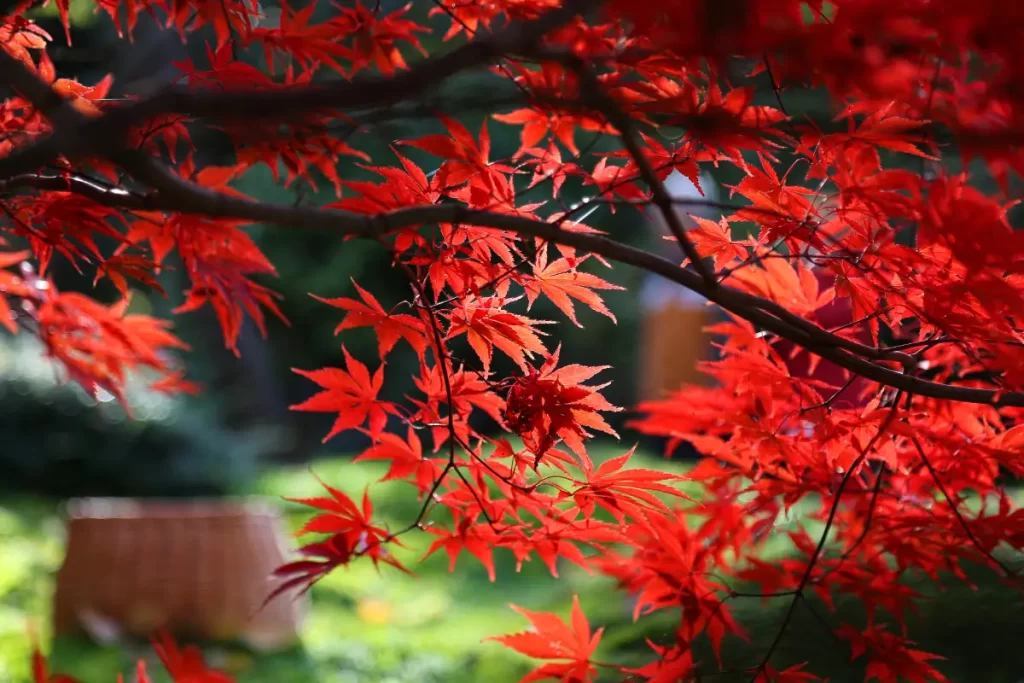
[
  {"xmin": 519, "ymin": 144, "xmax": 581, "ymax": 198},
  {"xmin": 0, "ymin": 16, "xmax": 51, "ymax": 71},
  {"xmin": 249, "ymin": 0, "xmax": 350, "ymax": 74},
  {"xmin": 313, "ymin": 278, "xmax": 428, "ymax": 359},
  {"xmin": 284, "ymin": 477, "xmax": 407, "ymax": 578},
  {"xmin": 94, "ymin": 253, "xmax": 167, "ymax": 300},
  {"xmin": 291, "ymin": 346, "xmax": 398, "ymax": 442},
  {"xmin": 332, "ymin": 2, "xmax": 429, "ymax": 78},
  {"xmin": 492, "ymin": 63, "xmax": 612, "ymax": 159},
  {"xmin": 421, "ymin": 516, "xmax": 502, "ymax": 582},
  {"xmin": 730, "ymin": 257, "xmax": 834, "ymax": 319},
  {"xmin": 166, "ymin": 0, "xmax": 260, "ymax": 51},
  {"xmin": 37, "ymin": 292, "xmax": 191, "ymax": 409},
  {"xmin": 400, "ymin": 115, "xmax": 515, "ymax": 193},
  {"xmin": 487, "ymin": 595, "xmax": 606, "ymax": 683},
  {"xmin": 571, "ymin": 445, "xmax": 692, "ymax": 522},
  {"xmin": 157, "ymin": 212, "xmax": 289, "ymax": 355},
  {"xmin": 428, "ymin": 0, "xmax": 499, "ymax": 41},
  {"xmin": 353, "ymin": 426, "xmax": 440, "ymax": 493},
  {"xmin": 624, "ymin": 641, "xmax": 695, "ymax": 683},
  {"xmin": 150, "ymin": 631, "xmax": 235, "ymax": 683},
  {"xmin": 265, "ymin": 534, "xmax": 356, "ymax": 606},
  {"xmin": 837, "ymin": 102, "xmax": 938, "ymax": 160},
  {"xmin": 446, "ymin": 295, "xmax": 551, "ymax": 371},
  {"xmin": 685, "ymin": 214, "xmax": 753, "ymax": 269},
  {"xmin": 331, "ymin": 150, "xmax": 441, "ymax": 216},
  {"xmin": 838, "ymin": 624, "xmax": 949, "ymax": 683},
  {"xmin": 522, "ymin": 247, "xmax": 624, "ymax": 327},
  {"xmin": 503, "ymin": 346, "xmax": 621, "ymax": 465},
  {"xmin": 411, "ymin": 363, "xmax": 507, "ymax": 451}
]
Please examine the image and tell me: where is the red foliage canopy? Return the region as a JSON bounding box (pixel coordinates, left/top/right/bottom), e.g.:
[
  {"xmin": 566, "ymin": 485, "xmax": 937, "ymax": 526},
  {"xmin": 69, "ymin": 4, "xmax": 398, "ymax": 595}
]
[{"xmin": 6, "ymin": 0, "xmax": 1024, "ymax": 680}]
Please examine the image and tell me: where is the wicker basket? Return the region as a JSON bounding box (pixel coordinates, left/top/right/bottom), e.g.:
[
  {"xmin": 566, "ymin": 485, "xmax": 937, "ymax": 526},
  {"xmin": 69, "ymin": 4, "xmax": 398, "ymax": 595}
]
[
  {"xmin": 638, "ymin": 302, "xmax": 715, "ymax": 401},
  {"xmin": 53, "ymin": 497, "xmax": 308, "ymax": 651}
]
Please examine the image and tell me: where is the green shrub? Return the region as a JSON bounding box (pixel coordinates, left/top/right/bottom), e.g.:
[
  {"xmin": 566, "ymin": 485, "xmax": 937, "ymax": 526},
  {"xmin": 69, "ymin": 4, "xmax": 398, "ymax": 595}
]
[{"xmin": 0, "ymin": 336, "xmax": 266, "ymax": 498}]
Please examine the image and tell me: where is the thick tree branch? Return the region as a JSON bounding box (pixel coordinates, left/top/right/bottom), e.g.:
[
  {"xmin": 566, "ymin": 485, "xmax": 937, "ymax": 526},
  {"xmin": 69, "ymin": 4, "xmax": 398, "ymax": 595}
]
[
  {"xmin": 5, "ymin": 164, "xmax": 1020, "ymax": 406},
  {"xmin": 0, "ymin": 173, "xmax": 152, "ymax": 206},
  {"xmin": 1, "ymin": 26, "xmax": 1019, "ymax": 409},
  {"xmin": 0, "ymin": 0, "xmax": 597, "ymax": 179}
]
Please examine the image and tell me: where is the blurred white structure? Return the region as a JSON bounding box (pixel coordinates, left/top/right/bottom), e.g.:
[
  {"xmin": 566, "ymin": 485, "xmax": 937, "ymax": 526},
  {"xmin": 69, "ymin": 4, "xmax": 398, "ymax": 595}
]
[
  {"xmin": 638, "ymin": 170, "xmax": 721, "ymax": 310},
  {"xmin": 637, "ymin": 170, "xmax": 722, "ymax": 401}
]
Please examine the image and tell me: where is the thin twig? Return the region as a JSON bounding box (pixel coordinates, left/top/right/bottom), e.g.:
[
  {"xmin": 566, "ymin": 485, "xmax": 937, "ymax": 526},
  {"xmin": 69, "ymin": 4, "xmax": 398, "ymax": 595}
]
[
  {"xmin": 910, "ymin": 436, "xmax": 1018, "ymax": 579},
  {"xmin": 748, "ymin": 392, "xmax": 903, "ymax": 681}
]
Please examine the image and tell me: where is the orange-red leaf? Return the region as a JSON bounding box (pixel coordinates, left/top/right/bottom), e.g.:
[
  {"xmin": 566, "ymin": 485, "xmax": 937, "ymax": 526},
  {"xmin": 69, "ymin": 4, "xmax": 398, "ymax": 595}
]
[
  {"xmin": 313, "ymin": 279, "xmax": 428, "ymax": 358},
  {"xmin": 291, "ymin": 346, "xmax": 398, "ymax": 442},
  {"xmin": 486, "ymin": 595, "xmax": 604, "ymax": 683},
  {"xmin": 523, "ymin": 248, "xmax": 624, "ymax": 327}
]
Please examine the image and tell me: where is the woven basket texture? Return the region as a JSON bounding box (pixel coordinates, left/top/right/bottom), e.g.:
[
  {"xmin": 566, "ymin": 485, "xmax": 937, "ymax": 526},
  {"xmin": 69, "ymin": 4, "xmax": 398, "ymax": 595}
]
[
  {"xmin": 638, "ymin": 304, "xmax": 714, "ymax": 401},
  {"xmin": 53, "ymin": 498, "xmax": 308, "ymax": 650}
]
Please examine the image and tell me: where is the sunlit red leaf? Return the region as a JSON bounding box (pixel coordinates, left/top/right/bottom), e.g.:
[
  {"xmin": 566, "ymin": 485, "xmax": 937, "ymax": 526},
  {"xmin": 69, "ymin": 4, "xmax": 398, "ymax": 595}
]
[
  {"xmin": 313, "ymin": 279, "xmax": 428, "ymax": 359},
  {"xmin": 291, "ymin": 346, "xmax": 398, "ymax": 442},
  {"xmin": 487, "ymin": 595, "xmax": 605, "ymax": 683}
]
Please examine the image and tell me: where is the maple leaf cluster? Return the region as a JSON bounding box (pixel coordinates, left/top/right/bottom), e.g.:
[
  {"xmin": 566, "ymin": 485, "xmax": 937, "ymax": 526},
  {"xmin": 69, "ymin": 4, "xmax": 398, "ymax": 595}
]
[{"xmin": 5, "ymin": 0, "xmax": 1024, "ymax": 681}]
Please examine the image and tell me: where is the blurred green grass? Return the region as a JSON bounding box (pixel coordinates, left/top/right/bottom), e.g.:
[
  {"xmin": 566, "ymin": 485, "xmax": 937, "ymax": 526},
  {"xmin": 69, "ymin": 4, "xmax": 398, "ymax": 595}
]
[
  {"xmin": 0, "ymin": 443, "xmax": 661, "ymax": 683},
  {"xmin": 2, "ymin": 444, "xmax": 1023, "ymax": 682}
]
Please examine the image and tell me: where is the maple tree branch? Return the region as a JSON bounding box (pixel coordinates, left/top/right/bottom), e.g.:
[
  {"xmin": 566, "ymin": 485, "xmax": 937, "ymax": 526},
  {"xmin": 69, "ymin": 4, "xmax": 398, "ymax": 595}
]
[
  {"xmin": 368, "ymin": 460, "xmax": 455, "ymax": 555},
  {"xmin": 554, "ymin": 51, "xmax": 719, "ymax": 288},
  {"xmin": 814, "ymin": 465, "xmax": 888, "ymax": 585},
  {"xmin": 32, "ymin": 143, "xmax": 919, "ymax": 378},
  {"xmin": 384, "ymin": 243, "xmax": 504, "ymax": 530},
  {"xmin": 0, "ymin": 0, "xmax": 598, "ymax": 179},
  {"xmin": 762, "ymin": 54, "xmax": 790, "ymax": 120},
  {"xmin": 0, "ymin": 49, "xmax": 101, "ymax": 167},
  {"xmin": 2, "ymin": 50, "xmax": 1019, "ymax": 407},
  {"xmin": 0, "ymin": 48, "xmax": 184, "ymax": 200},
  {"xmin": 387, "ymin": 244, "xmax": 462, "ymax": 518},
  {"xmin": 748, "ymin": 393, "xmax": 903, "ymax": 682},
  {"xmin": 7, "ymin": 162, "xmax": 1024, "ymax": 407},
  {"xmin": 910, "ymin": 436, "xmax": 1018, "ymax": 579},
  {"xmin": 0, "ymin": 173, "xmax": 152, "ymax": 207},
  {"xmin": 798, "ymin": 376, "xmax": 860, "ymax": 415}
]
